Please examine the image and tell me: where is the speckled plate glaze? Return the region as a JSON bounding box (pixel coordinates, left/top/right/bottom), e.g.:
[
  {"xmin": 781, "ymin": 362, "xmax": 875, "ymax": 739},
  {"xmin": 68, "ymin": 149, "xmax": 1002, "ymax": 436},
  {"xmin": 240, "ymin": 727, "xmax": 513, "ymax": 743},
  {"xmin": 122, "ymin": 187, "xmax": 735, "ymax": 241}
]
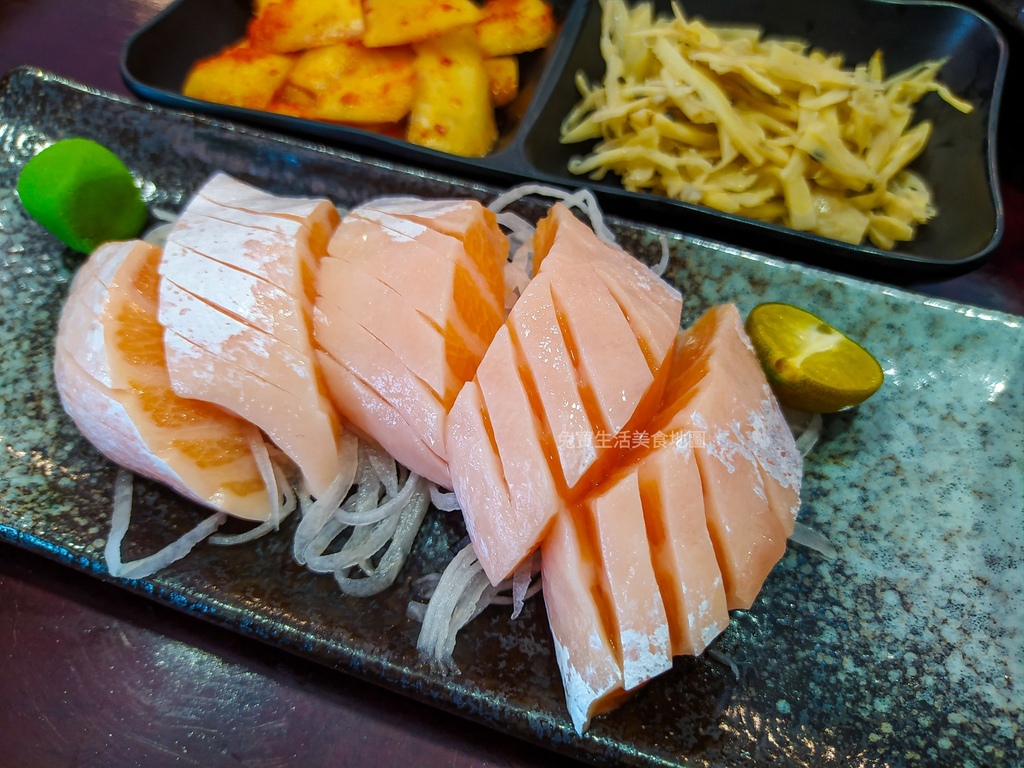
[{"xmin": 1, "ymin": 68, "xmax": 1021, "ymax": 768}]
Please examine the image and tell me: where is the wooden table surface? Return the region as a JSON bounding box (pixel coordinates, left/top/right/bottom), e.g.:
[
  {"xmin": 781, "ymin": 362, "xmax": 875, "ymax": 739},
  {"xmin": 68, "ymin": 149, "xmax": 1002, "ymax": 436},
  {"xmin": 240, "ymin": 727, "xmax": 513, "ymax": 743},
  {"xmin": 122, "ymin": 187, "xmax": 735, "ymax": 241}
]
[{"xmin": 1, "ymin": 2, "xmax": 1022, "ymax": 767}]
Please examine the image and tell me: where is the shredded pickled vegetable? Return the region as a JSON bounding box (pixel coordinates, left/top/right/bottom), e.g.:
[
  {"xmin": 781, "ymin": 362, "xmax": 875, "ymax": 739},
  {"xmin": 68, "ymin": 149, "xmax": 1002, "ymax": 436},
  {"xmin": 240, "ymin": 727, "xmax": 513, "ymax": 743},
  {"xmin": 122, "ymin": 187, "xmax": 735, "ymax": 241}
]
[{"xmin": 561, "ymin": 0, "xmax": 974, "ymax": 249}]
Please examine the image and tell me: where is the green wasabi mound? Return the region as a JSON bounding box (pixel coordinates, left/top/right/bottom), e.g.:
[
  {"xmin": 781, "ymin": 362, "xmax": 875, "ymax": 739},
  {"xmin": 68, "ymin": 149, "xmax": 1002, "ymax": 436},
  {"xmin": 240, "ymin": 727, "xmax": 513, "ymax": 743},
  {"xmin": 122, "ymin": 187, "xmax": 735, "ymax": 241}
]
[{"xmin": 16, "ymin": 137, "xmax": 148, "ymax": 254}]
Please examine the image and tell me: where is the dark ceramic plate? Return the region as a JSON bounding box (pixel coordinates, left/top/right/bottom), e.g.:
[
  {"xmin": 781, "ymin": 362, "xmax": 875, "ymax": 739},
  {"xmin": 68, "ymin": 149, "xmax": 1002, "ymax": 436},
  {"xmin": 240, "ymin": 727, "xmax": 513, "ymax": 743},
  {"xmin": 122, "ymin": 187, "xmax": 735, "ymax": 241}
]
[
  {"xmin": 121, "ymin": 0, "xmax": 1009, "ymax": 276},
  {"xmin": 2, "ymin": 68, "xmax": 1023, "ymax": 768}
]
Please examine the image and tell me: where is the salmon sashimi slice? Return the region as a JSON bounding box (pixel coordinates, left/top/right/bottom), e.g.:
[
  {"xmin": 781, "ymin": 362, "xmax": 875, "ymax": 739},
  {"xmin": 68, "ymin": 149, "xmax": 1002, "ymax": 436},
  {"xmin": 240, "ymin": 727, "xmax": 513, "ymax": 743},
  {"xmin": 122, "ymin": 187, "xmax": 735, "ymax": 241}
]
[
  {"xmin": 167, "ymin": 174, "xmax": 336, "ymax": 300},
  {"xmin": 637, "ymin": 442, "xmax": 729, "ymax": 656},
  {"xmin": 541, "ymin": 510, "xmax": 626, "ymax": 736},
  {"xmin": 326, "ymin": 212, "xmax": 498, "ymax": 355},
  {"xmin": 350, "ymin": 204, "xmax": 503, "ymax": 313},
  {"xmin": 545, "ymin": 264, "xmax": 656, "ymax": 440},
  {"xmin": 315, "ymin": 201, "xmax": 508, "ymax": 488},
  {"xmin": 655, "ymin": 305, "xmax": 800, "ymax": 609},
  {"xmin": 54, "ymin": 240, "xmax": 277, "ymax": 521},
  {"xmin": 312, "ymin": 302, "xmax": 448, "ymax": 460},
  {"xmin": 506, "ymin": 272, "xmax": 598, "ymax": 489},
  {"xmin": 445, "ymin": 382, "xmax": 519, "ymax": 571},
  {"xmin": 586, "ymin": 467, "xmax": 673, "ymax": 690},
  {"xmin": 358, "ymin": 196, "xmax": 508, "ymax": 301},
  {"xmin": 316, "ymin": 351, "xmax": 450, "ymax": 487},
  {"xmin": 660, "ymin": 305, "xmax": 802, "ymax": 533},
  {"xmin": 160, "ymin": 174, "xmax": 345, "ymax": 498},
  {"xmin": 471, "ymin": 326, "xmax": 562, "ymax": 583},
  {"xmin": 534, "ymin": 203, "xmax": 682, "ymax": 367},
  {"xmin": 316, "ymin": 258, "xmax": 457, "ymax": 405}
]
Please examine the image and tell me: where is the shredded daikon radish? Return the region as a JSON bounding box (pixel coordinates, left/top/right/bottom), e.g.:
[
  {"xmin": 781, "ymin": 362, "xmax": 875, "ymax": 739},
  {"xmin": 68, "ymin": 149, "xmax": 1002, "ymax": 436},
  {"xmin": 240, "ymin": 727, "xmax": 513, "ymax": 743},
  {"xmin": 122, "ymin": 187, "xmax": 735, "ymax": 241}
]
[
  {"xmin": 789, "ymin": 521, "xmax": 838, "ymax": 558},
  {"xmin": 415, "ymin": 543, "xmax": 497, "ymax": 670},
  {"xmin": 429, "ymin": 485, "xmax": 461, "ymax": 512},
  {"xmin": 413, "ymin": 544, "xmax": 542, "ymax": 668},
  {"xmin": 653, "ymin": 234, "xmax": 671, "ymax": 276},
  {"xmin": 104, "ymin": 470, "xmax": 227, "ymax": 580},
  {"xmin": 488, "ymin": 182, "xmax": 619, "ymax": 246},
  {"xmin": 295, "ymin": 440, "xmax": 431, "ymax": 597}
]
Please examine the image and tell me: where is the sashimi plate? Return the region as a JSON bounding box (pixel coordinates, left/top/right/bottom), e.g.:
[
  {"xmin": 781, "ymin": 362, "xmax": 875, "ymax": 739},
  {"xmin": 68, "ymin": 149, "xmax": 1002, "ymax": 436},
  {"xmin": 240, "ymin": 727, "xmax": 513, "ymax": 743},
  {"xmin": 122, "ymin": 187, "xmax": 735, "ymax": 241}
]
[{"xmin": 1, "ymin": 68, "xmax": 1022, "ymax": 768}]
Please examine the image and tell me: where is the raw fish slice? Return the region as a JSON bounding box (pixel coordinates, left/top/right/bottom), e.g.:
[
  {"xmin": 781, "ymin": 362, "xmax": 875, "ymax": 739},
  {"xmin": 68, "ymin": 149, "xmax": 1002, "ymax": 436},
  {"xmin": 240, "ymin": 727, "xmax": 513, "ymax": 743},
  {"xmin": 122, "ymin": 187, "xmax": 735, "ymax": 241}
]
[
  {"xmin": 654, "ymin": 305, "xmax": 798, "ymax": 609},
  {"xmin": 445, "ymin": 382, "xmax": 519, "ymax": 562},
  {"xmin": 637, "ymin": 441, "xmax": 729, "ymax": 656},
  {"xmin": 315, "ymin": 351, "xmax": 450, "ymax": 487},
  {"xmin": 541, "ymin": 509, "xmax": 625, "ymax": 736},
  {"xmin": 506, "ymin": 272, "xmax": 598, "ymax": 489},
  {"xmin": 196, "ymin": 172, "xmax": 338, "ymax": 226},
  {"xmin": 316, "ymin": 258, "xmax": 456, "ymax": 404},
  {"xmin": 160, "ymin": 280, "xmax": 323, "ymax": 400},
  {"xmin": 315, "ymin": 200, "xmax": 507, "ymax": 490},
  {"xmin": 533, "ymin": 203, "xmax": 682, "ymax": 350},
  {"xmin": 360, "ymin": 196, "xmax": 508, "ymax": 300},
  {"xmin": 326, "ymin": 214, "xmax": 491, "ymax": 357},
  {"xmin": 546, "ymin": 266, "xmax": 654, "ymax": 439},
  {"xmin": 160, "ymin": 176, "xmax": 345, "ymax": 498},
  {"xmin": 662, "ymin": 305, "xmax": 802, "ymax": 533},
  {"xmin": 349, "ymin": 206, "xmax": 502, "ymax": 323},
  {"xmin": 313, "ymin": 304, "xmax": 448, "ymax": 459},
  {"xmin": 163, "ymin": 326, "xmax": 341, "ymax": 496},
  {"xmin": 472, "ymin": 326, "xmax": 562, "ymax": 584},
  {"xmin": 587, "ymin": 468, "xmax": 673, "ymax": 690},
  {"xmin": 54, "ymin": 240, "xmax": 276, "ymax": 521},
  {"xmin": 160, "ymin": 246, "xmax": 310, "ymax": 353}
]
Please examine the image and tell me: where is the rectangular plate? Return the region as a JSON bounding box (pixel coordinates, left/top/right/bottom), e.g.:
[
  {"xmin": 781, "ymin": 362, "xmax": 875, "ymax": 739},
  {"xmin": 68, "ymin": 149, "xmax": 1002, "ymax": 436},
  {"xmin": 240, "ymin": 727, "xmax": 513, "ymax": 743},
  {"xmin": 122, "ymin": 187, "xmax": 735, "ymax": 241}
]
[
  {"xmin": 1, "ymin": 69, "xmax": 1022, "ymax": 767},
  {"xmin": 121, "ymin": 0, "xmax": 1008, "ymax": 276}
]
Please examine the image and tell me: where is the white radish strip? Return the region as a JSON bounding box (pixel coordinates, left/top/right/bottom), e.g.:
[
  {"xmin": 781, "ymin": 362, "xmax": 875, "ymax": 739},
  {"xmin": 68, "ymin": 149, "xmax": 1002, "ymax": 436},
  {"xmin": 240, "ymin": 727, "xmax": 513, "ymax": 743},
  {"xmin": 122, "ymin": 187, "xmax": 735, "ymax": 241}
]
[
  {"xmin": 510, "ymin": 552, "xmax": 540, "ymax": 619},
  {"xmin": 334, "ymin": 478, "xmax": 430, "ymax": 597},
  {"xmin": 366, "ymin": 442, "xmax": 399, "ymax": 498},
  {"xmin": 337, "ymin": 471, "xmax": 421, "ymax": 525},
  {"xmin": 488, "ymin": 183, "xmax": 618, "ymax": 252},
  {"xmin": 429, "ymin": 485, "xmax": 461, "ymax": 512},
  {"xmin": 789, "ymin": 521, "xmax": 838, "ymax": 558},
  {"xmin": 105, "ymin": 470, "xmax": 226, "ymax": 580},
  {"xmin": 795, "ymin": 413, "xmax": 823, "ymax": 456},
  {"xmin": 293, "ymin": 473, "xmax": 350, "ymax": 565},
  {"xmin": 211, "ymin": 466, "xmax": 298, "ymax": 546},
  {"xmin": 416, "ymin": 544, "xmax": 483, "ymax": 665},
  {"xmin": 653, "ymin": 235, "xmax": 670, "ymax": 277}
]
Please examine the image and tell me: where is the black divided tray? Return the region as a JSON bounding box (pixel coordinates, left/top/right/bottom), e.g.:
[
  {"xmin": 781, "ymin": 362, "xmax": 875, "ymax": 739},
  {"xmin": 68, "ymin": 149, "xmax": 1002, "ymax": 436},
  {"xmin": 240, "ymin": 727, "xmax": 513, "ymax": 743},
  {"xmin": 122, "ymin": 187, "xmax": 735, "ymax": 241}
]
[{"xmin": 122, "ymin": 0, "xmax": 1009, "ymax": 278}]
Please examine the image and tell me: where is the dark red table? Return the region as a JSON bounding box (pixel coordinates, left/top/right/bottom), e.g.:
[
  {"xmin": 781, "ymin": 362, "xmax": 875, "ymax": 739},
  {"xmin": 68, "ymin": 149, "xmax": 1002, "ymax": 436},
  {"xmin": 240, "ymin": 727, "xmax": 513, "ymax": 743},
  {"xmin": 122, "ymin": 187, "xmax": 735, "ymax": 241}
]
[{"xmin": 1, "ymin": 2, "xmax": 1021, "ymax": 767}]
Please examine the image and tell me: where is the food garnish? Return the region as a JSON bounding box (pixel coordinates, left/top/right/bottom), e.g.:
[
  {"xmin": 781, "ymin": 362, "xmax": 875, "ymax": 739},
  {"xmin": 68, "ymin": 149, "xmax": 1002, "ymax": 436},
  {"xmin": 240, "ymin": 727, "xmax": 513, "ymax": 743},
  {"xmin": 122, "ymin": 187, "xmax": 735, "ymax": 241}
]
[
  {"xmin": 746, "ymin": 301, "xmax": 884, "ymax": 413},
  {"xmin": 560, "ymin": 0, "xmax": 973, "ymax": 249},
  {"xmin": 16, "ymin": 137, "xmax": 148, "ymax": 254},
  {"xmin": 182, "ymin": 0, "xmax": 556, "ymax": 158}
]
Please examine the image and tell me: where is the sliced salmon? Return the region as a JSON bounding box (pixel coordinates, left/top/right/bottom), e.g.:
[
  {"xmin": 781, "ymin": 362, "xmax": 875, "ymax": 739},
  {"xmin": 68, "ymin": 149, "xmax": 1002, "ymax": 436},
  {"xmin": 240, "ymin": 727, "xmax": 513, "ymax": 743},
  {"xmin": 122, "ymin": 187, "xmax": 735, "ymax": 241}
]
[
  {"xmin": 540, "ymin": 509, "xmax": 626, "ymax": 735},
  {"xmin": 448, "ymin": 202, "xmax": 682, "ymax": 585},
  {"xmin": 637, "ymin": 441, "xmax": 729, "ymax": 656},
  {"xmin": 159, "ymin": 173, "xmax": 345, "ymax": 498},
  {"xmin": 54, "ymin": 240, "xmax": 277, "ymax": 521},
  {"xmin": 314, "ymin": 198, "xmax": 507, "ymax": 487},
  {"xmin": 654, "ymin": 304, "xmax": 800, "ymax": 609},
  {"xmin": 586, "ymin": 467, "xmax": 673, "ymax": 690}
]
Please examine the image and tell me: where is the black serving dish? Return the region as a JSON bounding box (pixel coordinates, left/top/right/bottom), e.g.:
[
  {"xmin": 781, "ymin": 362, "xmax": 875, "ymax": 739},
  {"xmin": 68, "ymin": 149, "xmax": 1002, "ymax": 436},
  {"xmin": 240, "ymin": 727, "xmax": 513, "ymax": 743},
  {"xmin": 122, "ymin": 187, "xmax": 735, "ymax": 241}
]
[
  {"xmin": 122, "ymin": 0, "xmax": 1008, "ymax": 277},
  {"xmin": 3, "ymin": 67, "xmax": 1024, "ymax": 768}
]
